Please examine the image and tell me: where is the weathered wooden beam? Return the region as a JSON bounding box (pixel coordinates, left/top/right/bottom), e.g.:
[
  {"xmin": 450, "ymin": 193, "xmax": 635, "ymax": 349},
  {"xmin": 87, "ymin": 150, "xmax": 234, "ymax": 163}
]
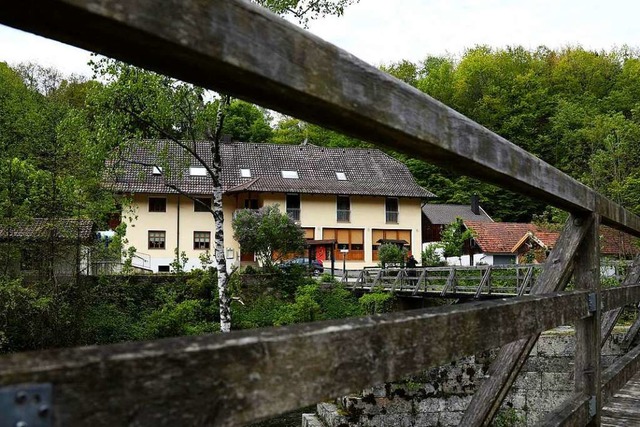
[
  {"xmin": 461, "ymin": 214, "xmax": 592, "ymax": 426},
  {"xmin": 601, "ymin": 284, "xmax": 640, "ymax": 312},
  {"xmin": 573, "ymin": 214, "xmax": 601, "ymax": 425},
  {"xmin": 0, "ymin": 292, "xmax": 593, "ymax": 427},
  {"xmin": 601, "ymin": 256, "xmax": 640, "ymax": 346},
  {"xmin": 622, "ymin": 310, "xmax": 640, "ymax": 350},
  {"xmin": 539, "ymin": 392, "xmax": 591, "ymax": 427},
  {"xmin": 602, "ymin": 343, "xmax": 640, "ymax": 402},
  {"xmin": 1, "ymin": 1, "xmax": 640, "ymax": 235},
  {"xmin": 542, "ymin": 343, "xmax": 640, "ymax": 426}
]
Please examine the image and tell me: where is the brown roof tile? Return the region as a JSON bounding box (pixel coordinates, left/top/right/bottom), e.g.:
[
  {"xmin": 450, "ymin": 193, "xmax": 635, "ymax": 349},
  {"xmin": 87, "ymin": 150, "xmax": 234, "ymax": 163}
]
[
  {"xmin": 107, "ymin": 141, "xmax": 435, "ymax": 198},
  {"xmin": 0, "ymin": 218, "xmax": 95, "ymax": 243}
]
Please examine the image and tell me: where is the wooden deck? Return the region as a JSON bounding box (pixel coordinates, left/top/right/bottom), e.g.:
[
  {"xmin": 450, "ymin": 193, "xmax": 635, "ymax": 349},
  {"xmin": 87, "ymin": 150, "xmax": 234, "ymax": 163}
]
[{"xmin": 603, "ymin": 370, "xmax": 640, "ymax": 426}]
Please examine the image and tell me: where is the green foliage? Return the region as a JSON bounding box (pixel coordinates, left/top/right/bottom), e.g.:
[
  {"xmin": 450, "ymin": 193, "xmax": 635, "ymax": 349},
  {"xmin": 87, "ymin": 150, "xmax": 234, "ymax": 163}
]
[
  {"xmin": 232, "ymin": 205, "xmax": 306, "ymax": 267},
  {"xmin": 359, "ymin": 288, "xmax": 394, "ymax": 315},
  {"xmin": 440, "ymin": 218, "xmax": 473, "ymax": 259},
  {"xmin": 421, "ymin": 245, "xmax": 445, "ymax": 267},
  {"xmin": 377, "ymin": 244, "xmax": 407, "ymax": 267},
  {"xmin": 251, "ymin": 0, "xmax": 359, "ymax": 26},
  {"xmin": 492, "ymin": 408, "xmax": 525, "ymax": 427}
]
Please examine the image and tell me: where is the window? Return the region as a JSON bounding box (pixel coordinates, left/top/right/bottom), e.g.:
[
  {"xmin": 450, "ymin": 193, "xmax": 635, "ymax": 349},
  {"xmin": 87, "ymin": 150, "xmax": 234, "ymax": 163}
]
[
  {"xmin": 189, "ymin": 166, "xmax": 207, "ymax": 176},
  {"xmin": 148, "ymin": 197, "xmax": 166, "ymax": 212},
  {"xmin": 337, "ymin": 196, "xmax": 350, "ymax": 222},
  {"xmin": 193, "ymin": 231, "xmax": 211, "ymax": 250},
  {"xmin": 158, "ymin": 265, "xmax": 170, "ymax": 272},
  {"xmin": 194, "ymin": 197, "xmax": 212, "ymax": 212},
  {"xmin": 372, "ymin": 229, "xmax": 411, "ymax": 260},
  {"xmin": 336, "ymin": 172, "xmax": 347, "ymax": 181},
  {"xmin": 323, "ymin": 228, "xmax": 364, "ymax": 261},
  {"xmin": 240, "ymin": 168, "xmax": 251, "ymax": 178},
  {"xmin": 286, "ymin": 194, "xmax": 300, "ymax": 221},
  {"xmin": 386, "ymin": 197, "xmax": 399, "ymax": 223},
  {"xmin": 281, "ymin": 170, "xmax": 299, "ymax": 179},
  {"xmin": 148, "ymin": 231, "xmax": 166, "ymax": 249},
  {"xmin": 152, "ymin": 166, "xmax": 162, "ymax": 175},
  {"xmin": 244, "ymin": 198, "xmax": 259, "ymax": 210}
]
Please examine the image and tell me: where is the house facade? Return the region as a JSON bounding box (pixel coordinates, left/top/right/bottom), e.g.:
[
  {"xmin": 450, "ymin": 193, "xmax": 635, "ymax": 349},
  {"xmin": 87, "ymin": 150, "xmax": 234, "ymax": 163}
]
[
  {"xmin": 109, "ymin": 141, "xmax": 434, "ymax": 272},
  {"xmin": 422, "ymin": 196, "xmax": 493, "ymax": 243}
]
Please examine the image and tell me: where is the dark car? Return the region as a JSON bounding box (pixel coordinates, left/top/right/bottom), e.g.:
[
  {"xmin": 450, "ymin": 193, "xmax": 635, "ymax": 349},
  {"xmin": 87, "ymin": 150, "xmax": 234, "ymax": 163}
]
[{"xmin": 280, "ymin": 257, "xmax": 324, "ymax": 275}]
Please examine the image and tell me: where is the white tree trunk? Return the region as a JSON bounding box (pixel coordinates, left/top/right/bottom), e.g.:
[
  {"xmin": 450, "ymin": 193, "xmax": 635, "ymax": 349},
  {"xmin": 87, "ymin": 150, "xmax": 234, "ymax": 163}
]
[{"xmin": 213, "ymin": 186, "xmax": 231, "ymax": 332}]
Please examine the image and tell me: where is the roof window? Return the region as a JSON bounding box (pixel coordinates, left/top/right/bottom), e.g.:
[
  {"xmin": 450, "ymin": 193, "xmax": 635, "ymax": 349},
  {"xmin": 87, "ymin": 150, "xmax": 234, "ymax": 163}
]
[
  {"xmin": 240, "ymin": 168, "xmax": 252, "ymax": 178},
  {"xmin": 336, "ymin": 172, "xmax": 347, "ymax": 181},
  {"xmin": 281, "ymin": 170, "xmax": 299, "ymax": 179},
  {"xmin": 152, "ymin": 166, "xmax": 163, "ymax": 175},
  {"xmin": 189, "ymin": 167, "xmax": 207, "ymax": 176}
]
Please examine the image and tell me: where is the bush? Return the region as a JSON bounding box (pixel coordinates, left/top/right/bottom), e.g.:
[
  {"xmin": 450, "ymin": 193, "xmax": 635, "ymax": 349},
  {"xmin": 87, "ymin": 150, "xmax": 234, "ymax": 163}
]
[
  {"xmin": 359, "ymin": 288, "xmax": 394, "ymax": 315},
  {"xmin": 378, "ymin": 244, "xmax": 407, "ymax": 267}
]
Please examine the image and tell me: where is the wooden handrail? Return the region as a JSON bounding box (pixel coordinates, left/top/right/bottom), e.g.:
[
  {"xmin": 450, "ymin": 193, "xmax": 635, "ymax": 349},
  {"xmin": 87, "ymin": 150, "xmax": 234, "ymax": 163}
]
[{"xmin": 0, "ymin": 289, "xmax": 615, "ymax": 426}]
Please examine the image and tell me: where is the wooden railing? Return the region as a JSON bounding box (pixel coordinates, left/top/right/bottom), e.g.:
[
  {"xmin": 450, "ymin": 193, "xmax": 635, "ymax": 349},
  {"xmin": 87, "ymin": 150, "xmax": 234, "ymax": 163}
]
[{"xmin": 2, "ymin": 2, "xmax": 640, "ymax": 426}]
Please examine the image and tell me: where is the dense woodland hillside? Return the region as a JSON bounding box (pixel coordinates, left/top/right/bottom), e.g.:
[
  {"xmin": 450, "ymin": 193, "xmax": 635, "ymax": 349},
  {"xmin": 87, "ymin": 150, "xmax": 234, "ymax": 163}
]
[{"xmin": 2, "ymin": 45, "xmax": 640, "ymax": 227}]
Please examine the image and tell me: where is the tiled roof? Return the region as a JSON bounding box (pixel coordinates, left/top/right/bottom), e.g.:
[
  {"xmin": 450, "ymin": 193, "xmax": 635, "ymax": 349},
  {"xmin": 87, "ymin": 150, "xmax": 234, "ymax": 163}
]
[
  {"xmin": 465, "ymin": 221, "xmax": 639, "ymax": 257},
  {"xmin": 0, "ymin": 218, "xmax": 95, "ymax": 243},
  {"xmin": 107, "ymin": 141, "xmax": 435, "ymax": 198},
  {"xmin": 464, "ymin": 221, "xmax": 558, "ymax": 254},
  {"xmin": 600, "ymin": 226, "xmax": 640, "ymax": 256},
  {"xmin": 422, "ymin": 204, "xmax": 493, "ymax": 225}
]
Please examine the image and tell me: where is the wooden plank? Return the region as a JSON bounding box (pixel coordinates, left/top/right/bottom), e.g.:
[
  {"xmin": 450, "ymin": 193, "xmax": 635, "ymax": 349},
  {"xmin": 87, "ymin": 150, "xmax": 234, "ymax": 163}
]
[
  {"xmin": 601, "ymin": 256, "xmax": 640, "ymax": 346},
  {"xmin": 1, "ymin": 1, "xmax": 640, "ymax": 235},
  {"xmin": 601, "ymin": 284, "xmax": 640, "ymax": 312},
  {"xmin": 602, "ymin": 343, "xmax": 640, "ymax": 402},
  {"xmin": 474, "ymin": 266, "xmax": 492, "ymax": 299},
  {"xmin": 540, "ymin": 392, "xmax": 591, "ymax": 427},
  {"xmin": 0, "ymin": 291, "xmax": 593, "ymax": 427},
  {"xmin": 622, "ymin": 310, "xmax": 640, "ymax": 349},
  {"xmin": 545, "ymin": 343, "xmax": 640, "ymax": 426},
  {"xmin": 573, "ymin": 213, "xmax": 601, "ymax": 425},
  {"xmin": 602, "ymin": 369, "xmax": 640, "ymax": 426},
  {"xmin": 440, "ymin": 267, "xmax": 456, "ymax": 297},
  {"xmin": 517, "ymin": 266, "xmax": 534, "ymax": 296},
  {"xmin": 461, "ymin": 214, "xmax": 592, "ymax": 426}
]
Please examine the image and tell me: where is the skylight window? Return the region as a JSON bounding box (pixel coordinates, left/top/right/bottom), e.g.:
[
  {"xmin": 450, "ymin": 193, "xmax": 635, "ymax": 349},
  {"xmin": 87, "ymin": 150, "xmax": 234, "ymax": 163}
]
[
  {"xmin": 281, "ymin": 170, "xmax": 299, "ymax": 179},
  {"xmin": 152, "ymin": 166, "xmax": 163, "ymax": 175},
  {"xmin": 336, "ymin": 172, "xmax": 347, "ymax": 181},
  {"xmin": 240, "ymin": 168, "xmax": 252, "ymax": 178},
  {"xmin": 189, "ymin": 167, "xmax": 207, "ymax": 176}
]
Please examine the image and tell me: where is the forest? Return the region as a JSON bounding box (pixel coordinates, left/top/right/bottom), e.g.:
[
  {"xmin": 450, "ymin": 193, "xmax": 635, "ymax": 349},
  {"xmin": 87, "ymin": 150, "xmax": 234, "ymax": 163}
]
[{"xmin": 2, "ymin": 44, "xmax": 640, "ymax": 352}]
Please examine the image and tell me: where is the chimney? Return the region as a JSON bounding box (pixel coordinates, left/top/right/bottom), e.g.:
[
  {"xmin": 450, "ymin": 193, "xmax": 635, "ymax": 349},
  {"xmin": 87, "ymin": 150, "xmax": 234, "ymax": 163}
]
[{"xmin": 471, "ymin": 194, "xmax": 480, "ymax": 215}]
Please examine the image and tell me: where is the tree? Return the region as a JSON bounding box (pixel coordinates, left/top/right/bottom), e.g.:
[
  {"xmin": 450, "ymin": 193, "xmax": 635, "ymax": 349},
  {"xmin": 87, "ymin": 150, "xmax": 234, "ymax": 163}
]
[
  {"xmin": 441, "ymin": 218, "xmax": 473, "ymax": 264},
  {"xmin": 377, "ymin": 244, "xmax": 407, "ymax": 268},
  {"xmin": 252, "ymin": 0, "xmax": 360, "ymax": 26},
  {"xmin": 232, "ymin": 205, "xmax": 306, "ymax": 268}
]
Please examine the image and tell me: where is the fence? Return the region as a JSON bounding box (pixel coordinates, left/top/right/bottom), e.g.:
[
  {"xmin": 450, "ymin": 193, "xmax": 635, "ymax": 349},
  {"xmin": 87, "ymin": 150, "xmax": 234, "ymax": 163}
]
[{"xmin": 2, "ymin": 1, "xmax": 640, "ymax": 426}]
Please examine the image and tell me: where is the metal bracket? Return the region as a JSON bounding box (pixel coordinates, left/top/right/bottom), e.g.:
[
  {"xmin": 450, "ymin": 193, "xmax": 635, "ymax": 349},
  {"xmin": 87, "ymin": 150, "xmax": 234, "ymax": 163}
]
[
  {"xmin": 0, "ymin": 383, "xmax": 52, "ymax": 427},
  {"xmin": 589, "ymin": 395, "xmax": 597, "ymax": 418},
  {"xmin": 587, "ymin": 293, "xmax": 598, "ymax": 313}
]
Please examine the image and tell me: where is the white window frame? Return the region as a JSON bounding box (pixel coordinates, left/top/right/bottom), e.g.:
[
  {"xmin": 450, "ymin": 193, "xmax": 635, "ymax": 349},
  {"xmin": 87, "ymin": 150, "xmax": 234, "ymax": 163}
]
[
  {"xmin": 240, "ymin": 168, "xmax": 252, "ymax": 178},
  {"xmin": 189, "ymin": 166, "xmax": 207, "ymax": 176},
  {"xmin": 335, "ymin": 171, "xmax": 347, "ymax": 181},
  {"xmin": 281, "ymin": 170, "xmax": 299, "ymax": 179}
]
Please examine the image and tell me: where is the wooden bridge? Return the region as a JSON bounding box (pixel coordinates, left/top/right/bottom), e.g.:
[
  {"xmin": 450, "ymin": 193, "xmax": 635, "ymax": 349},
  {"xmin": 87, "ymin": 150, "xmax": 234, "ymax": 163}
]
[
  {"xmin": 3, "ymin": 2, "xmax": 640, "ymax": 426},
  {"xmin": 345, "ymin": 264, "xmax": 542, "ymax": 299}
]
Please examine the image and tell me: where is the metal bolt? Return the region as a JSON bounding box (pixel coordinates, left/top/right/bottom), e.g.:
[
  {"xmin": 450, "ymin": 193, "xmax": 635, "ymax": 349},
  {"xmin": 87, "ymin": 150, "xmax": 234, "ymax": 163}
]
[
  {"xmin": 14, "ymin": 391, "xmax": 27, "ymax": 404},
  {"xmin": 573, "ymin": 217, "xmax": 584, "ymax": 226},
  {"xmin": 38, "ymin": 405, "xmax": 50, "ymax": 418}
]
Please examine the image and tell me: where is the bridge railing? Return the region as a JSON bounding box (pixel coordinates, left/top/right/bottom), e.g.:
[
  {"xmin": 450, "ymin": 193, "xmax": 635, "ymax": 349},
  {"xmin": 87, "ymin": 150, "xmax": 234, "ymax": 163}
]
[{"xmin": 2, "ymin": 2, "xmax": 640, "ymax": 426}]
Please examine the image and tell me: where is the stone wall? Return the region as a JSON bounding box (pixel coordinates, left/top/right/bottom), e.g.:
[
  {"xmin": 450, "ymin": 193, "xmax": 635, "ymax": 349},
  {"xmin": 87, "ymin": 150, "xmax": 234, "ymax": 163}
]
[{"xmin": 303, "ymin": 327, "xmax": 628, "ymax": 427}]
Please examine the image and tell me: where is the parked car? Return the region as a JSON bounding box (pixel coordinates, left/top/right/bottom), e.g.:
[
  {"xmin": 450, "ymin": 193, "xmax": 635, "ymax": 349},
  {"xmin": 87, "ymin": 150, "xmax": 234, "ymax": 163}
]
[{"xmin": 280, "ymin": 257, "xmax": 324, "ymax": 275}]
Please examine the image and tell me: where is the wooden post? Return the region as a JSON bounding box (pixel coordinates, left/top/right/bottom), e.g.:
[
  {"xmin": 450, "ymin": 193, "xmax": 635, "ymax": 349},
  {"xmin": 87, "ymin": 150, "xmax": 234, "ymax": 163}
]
[
  {"xmin": 574, "ymin": 213, "xmax": 601, "ymax": 425},
  {"xmin": 461, "ymin": 214, "xmax": 593, "ymax": 426}
]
